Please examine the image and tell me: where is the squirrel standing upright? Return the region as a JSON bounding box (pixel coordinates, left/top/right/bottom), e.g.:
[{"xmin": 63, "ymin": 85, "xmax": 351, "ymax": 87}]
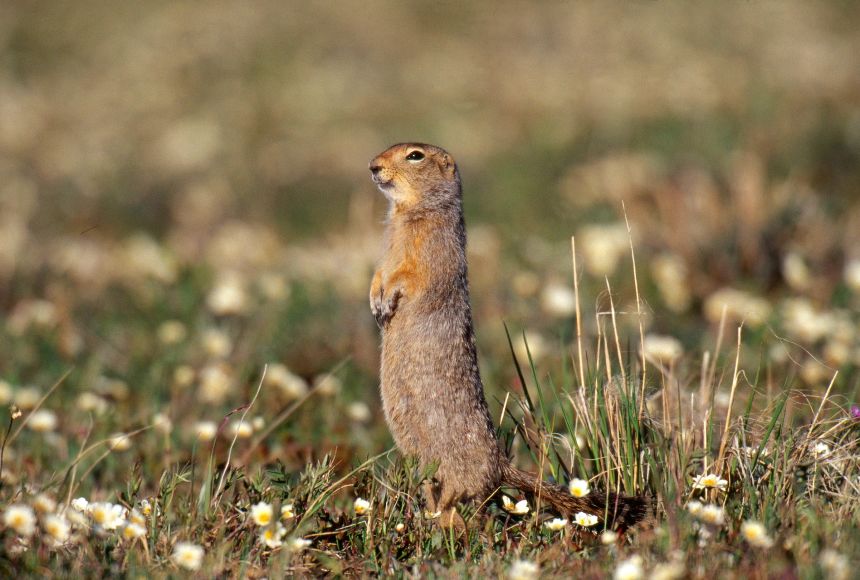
[{"xmin": 368, "ymin": 142, "xmax": 645, "ymax": 531}]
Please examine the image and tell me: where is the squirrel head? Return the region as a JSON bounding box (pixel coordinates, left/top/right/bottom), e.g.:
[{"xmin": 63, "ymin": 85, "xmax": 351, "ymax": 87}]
[{"xmin": 369, "ymin": 143, "xmax": 461, "ymax": 212}]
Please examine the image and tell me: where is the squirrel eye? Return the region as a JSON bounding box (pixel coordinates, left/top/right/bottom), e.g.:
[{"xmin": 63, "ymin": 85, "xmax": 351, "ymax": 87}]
[{"xmin": 405, "ymin": 150, "xmax": 425, "ymax": 162}]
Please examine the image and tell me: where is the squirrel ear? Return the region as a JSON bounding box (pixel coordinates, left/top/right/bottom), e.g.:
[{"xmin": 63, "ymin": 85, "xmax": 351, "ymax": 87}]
[{"xmin": 437, "ymin": 153, "xmax": 456, "ymax": 179}]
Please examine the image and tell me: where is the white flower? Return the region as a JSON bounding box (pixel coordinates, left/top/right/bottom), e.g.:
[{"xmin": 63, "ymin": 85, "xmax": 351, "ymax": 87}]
[
  {"xmin": 260, "ymin": 524, "xmax": 287, "ymax": 548},
  {"xmin": 395, "ymin": 522, "xmax": 406, "ymax": 533},
  {"xmin": 194, "ymin": 421, "xmax": 218, "ymax": 442},
  {"xmin": 568, "ymin": 478, "xmax": 591, "ymax": 498},
  {"xmin": 76, "ymin": 392, "xmax": 110, "ymax": 414},
  {"xmin": 642, "ymin": 334, "xmax": 684, "ymax": 363},
  {"xmin": 28, "ymin": 409, "xmax": 58, "ymax": 432},
  {"xmin": 91, "ymin": 502, "xmax": 126, "ymax": 530},
  {"xmin": 601, "ymin": 530, "xmax": 619, "ymax": 544},
  {"xmin": 172, "ymin": 542, "xmax": 204, "ymax": 571},
  {"xmin": 692, "ymin": 473, "xmax": 728, "ymax": 491},
  {"xmin": 347, "ymin": 402, "xmax": 371, "ymax": 423},
  {"xmin": 201, "ymin": 329, "xmax": 232, "ymax": 358},
  {"xmin": 508, "ymin": 559, "xmax": 539, "ymax": 580},
  {"xmin": 289, "ymin": 537, "xmax": 312, "ymax": 551},
  {"xmin": 820, "ymin": 549, "xmax": 850, "ymax": 580},
  {"xmin": 251, "ymin": 416, "xmax": 265, "ymax": 431},
  {"xmin": 153, "ymin": 412, "xmax": 173, "ymax": 434},
  {"xmin": 33, "ymin": 493, "xmax": 57, "ymax": 514},
  {"xmin": 71, "ymin": 497, "xmax": 90, "ymax": 512},
  {"xmin": 424, "ymin": 510, "xmax": 442, "ymax": 519},
  {"xmin": 281, "ymin": 503, "xmax": 295, "ymax": 520},
  {"xmin": 686, "ymin": 501, "xmax": 703, "ymax": 517},
  {"xmin": 13, "ymin": 386, "xmax": 41, "ymax": 409},
  {"xmin": 650, "ymin": 561, "xmax": 685, "ymax": 580},
  {"xmin": 3, "ymin": 504, "xmax": 36, "ymax": 536},
  {"xmin": 574, "ymin": 511, "xmax": 598, "ymax": 527},
  {"xmin": 264, "ymin": 364, "xmax": 308, "ymax": 400},
  {"xmin": 698, "ymin": 504, "xmax": 725, "ymax": 526},
  {"xmin": 43, "ymin": 514, "xmax": 70, "ymax": 543},
  {"xmin": 843, "ymin": 260, "xmax": 860, "ymax": 293},
  {"xmin": 354, "ymin": 497, "xmax": 371, "ymax": 515},
  {"xmin": 740, "ymin": 520, "xmax": 773, "ymax": 548},
  {"xmin": 122, "ymin": 522, "xmax": 147, "ymax": 540},
  {"xmin": 812, "ymin": 442, "xmax": 830, "ymax": 458},
  {"xmin": 207, "ymin": 273, "xmax": 249, "ymax": 316},
  {"xmin": 313, "ymin": 374, "xmax": 341, "ymax": 396},
  {"xmin": 543, "ymin": 517, "xmax": 567, "ymax": 531},
  {"xmin": 0, "ymin": 380, "xmax": 12, "ymax": 404},
  {"xmin": 541, "ymin": 282, "xmax": 576, "ymax": 317},
  {"xmin": 109, "ymin": 433, "xmax": 132, "ymax": 451},
  {"xmin": 129, "ymin": 509, "xmax": 146, "ymax": 526},
  {"xmin": 250, "ymin": 502, "xmax": 273, "ymax": 526},
  {"xmin": 614, "ymin": 555, "xmax": 644, "ymax": 580},
  {"xmin": 157, "ymin": 320, "xmax": 187, "ymax": 345},
  {"xmin": 501, "ymin": 495, "xmax": 530, "ymax": 515},
  {"xmin": 227, "ymin": 420, "xmax": 253, "ymax": 439},
  {"xmin": 198, "ymin": 364, "xmax": 232, "ymax": 403}
]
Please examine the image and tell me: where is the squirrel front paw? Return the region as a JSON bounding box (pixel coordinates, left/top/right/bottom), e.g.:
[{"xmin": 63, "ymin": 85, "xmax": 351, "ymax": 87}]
[{"xmin": 371, "ymin": 287, "xmax": 402, "ymax": 329}]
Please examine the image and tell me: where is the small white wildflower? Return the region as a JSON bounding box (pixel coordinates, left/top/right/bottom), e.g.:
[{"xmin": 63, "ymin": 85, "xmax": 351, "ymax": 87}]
[
  {"xmin": 820, "ymin": 549, "xmax": 850, "ymax": 580},
  {"xmin": 424, "ymin": 510, "xmax": 442, "ymax": 519},
  {"xmin": 76, "ymin": 392, "xmax": 110, "ymax": 414},
  {"xmin": 27, "ymin": 409, "xmax": 58, "ymax": 432},
  {"xmin": 227, "ymin": 420, "xmax": 253, "ymax": 439},
  {"xmin": 395, "ymin": 522, "xmax": 406, "ymax": 533},
  {"xmin": 692, "ymin": 472, "xmax": 728, "ymax": 491},
  {"xmin": 108, "ymin": 433, "xmax": 132, "ymax": 451},
  {"xmin": 172, "ymin": 542, "xmax": 204, "ymax": 571},
  {"xmin": 194, "ymin": 421, "xmax": 218, "ymax": 442},
  {"xmin": 281, "ymin": 503, "xmax": 295, "ymax": 520},
  {"xmin": 0, "ymin": 380, "xmax": 12, "ymax": 404},
  {"xmin": 574, "ymin": 511, "xmax": 598, "ymax": 527},
  {"xmin": 157, "ymin": 320, "xmax": 187, "ymax": 345},
  {"xmin": 543, "ymin": 517, "xmax": 567, "ymax": 531},
  {"xmin": 207, "ymin": 274, "xmax": 249, "ymax": 316},
  {"xmin": 3, "ymin": 504, "xmax": 36, "ymax": 536},
  {"xmin": 347, "ymin": 402, "xmax": 371, "ymax": 423},
  {"xmin": 250, "ymin": 502, "xmax": 274, "ymax": 526},
  {"xmin": 71, "ymin": 497, "xmax": 90, "ymax": 512},
  {"xmin": 650, "ymin": 560, "xmax": 685, "ymax": 580},
  {"xmin": 642, "ymin": 334, "xmax": 684, "ymax": 363},
  {"xmin": 740, "ymin": 520, "xmax": 774, "ymax": 548},
  {"xmin": 201, "ymin": 328, "xmax": 232, "ymax": 358},
  {"xmin": 129, "ymin": 509, "xmax": 146, "ymax": 526},
  {"xmin": 686, "ymin": 501, "xmax": 703, "ymax": 517},
  {"xmin": 508, "ymin": 559, "xmax": 539, "ymax": 580},
  {"xmin": 33, "ymin": 493, "xmax": 57, "ymax": 514},
  {"xmin": 173, "ymin": 365, "xmax": 196, "ymax": 388},
  {"xmin": 313, "ymin": 374, "xmax": 341, "ymax": 396},
  {"xmin": 812, "ymin": 442, "xmax": 830, "ymax": 458},
  {"xmin": 13, "ymin": 386, "xmax": 41, "ymax": 410},
  {"xmin": 614, "ymin": 555, "xmax": 644, "ymax": 580},
  {"xmin": 152, "ymin": 412, "xmax": 172, "ymax": 434},
  {"xmin": 568, "ymin": 478, "xmax": 591, "ymax": 498},
  {"xmin": 91, "ymin": 503, "xmax": 126, "ymax": 530},
  {"xmin": 43, "ymin": 514, "xmax": 70, "ymax": 543},
  {"xmin": 251, "ymin": 416, "xmax": 265, "ymax": 431},
  {"xmin": 138, "ymin": 499, "xmax": 155, "ymax": 517},
  {"xmin": 198, "ymin": 363, "xmax": 232, "ymax": 403},
  {"xmin": 122, "ymin": 522, "xmax": 147, "ymax": 540},
  {"xmin": 541, "ymin": 282, "xmax": 576, "ymax": 317},
  {"xmin": 289, "ymin": 537, "xmax": 312, "ymax": 551},
  {"xmin": 353, "ymin": 497, "xmax": 371, "ymax": 515},
  {"xmin": 843, "ymin": 260, "xmax": 860, "ymax": 293},
  {"xmin": 260, "ymin": 524, "xmax": 286, "ymax": 549},
  {"xmin": 264, "ymin": 364, "xmax": 307, "ymax": 400},
  {"xmin": 501, "ymin": 495, "xmax": 530, "ymax": 515},
  {"xmin": 698, "ymin": 504, "xmax": 725, "ymax": 526},
  {"xmin": 601, "ymin": 530, "xmax": 619, "ymax": 544}
]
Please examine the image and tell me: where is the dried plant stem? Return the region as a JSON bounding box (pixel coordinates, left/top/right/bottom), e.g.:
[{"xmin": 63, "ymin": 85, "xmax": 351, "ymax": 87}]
[
  {"xmin": 716, "ymin": 326, "xmax": 743, "ymax": 471},
  {"xmin": 622, "ymin": 202, "xmax": 646, "ymax": 420},
  {"xmin": 571, "ymin": 236, "xmax": 586, "ymax": 387}
]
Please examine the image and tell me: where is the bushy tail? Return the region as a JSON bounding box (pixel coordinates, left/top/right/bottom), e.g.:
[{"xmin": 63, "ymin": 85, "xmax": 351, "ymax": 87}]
[{"xmin": 501, "ymin": 462, "xmax": 646, "ymax": 532}]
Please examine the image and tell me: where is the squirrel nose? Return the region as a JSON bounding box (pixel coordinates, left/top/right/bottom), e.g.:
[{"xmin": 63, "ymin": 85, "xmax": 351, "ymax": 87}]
[{"xmin": 369, "ymin": 163, "xmax": 382, "ymax": 176}]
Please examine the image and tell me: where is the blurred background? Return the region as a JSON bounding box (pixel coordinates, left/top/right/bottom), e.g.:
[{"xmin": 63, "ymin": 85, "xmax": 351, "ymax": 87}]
[{"xmin": 1, "ymin": 1, "xmax": 859, "ymax": 464}]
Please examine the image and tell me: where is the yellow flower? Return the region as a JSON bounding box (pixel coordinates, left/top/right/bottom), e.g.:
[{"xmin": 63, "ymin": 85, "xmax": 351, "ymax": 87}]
[
  {"xmin": 543, "ymin": 517, "xmax": 567, "ymax": 531},
  {"xmin": 501, "ymin": 495, "xmax": 529, "ymax": 515},
  {"xmin": 3, "ymin": 504, "xmax": 36, "ymax": 536},
  {"xmin": 574, "ymin": 511, "xmax": 599, "ymax": 527},
  {"xmin": 250, "ymin": 502, "xmax": 273, "ymax": 526},
  {"xmin": 129, "ymin": 509, "xmax": 146, "ymax": 526},
  {"xmin": 692, "ymin": 473, "xmax": 727, "ymax": 491},
  {"xmin": 740, "ymin": 520, "xmax": 773, "ymax": 548},
  {"xmin": 43, "ymin": 514, "xmax": 70, "ymax": 543},
  {"xmin": 280, "ymin": 503, "xmax": 295, "ymax": 520},
  {"xmin": 172, "ymin": 542, "xmax": 204, "ymax": 571},
  {"xmin": 568, "ymin": 478, "xmax": 591, "ymax": 498}
]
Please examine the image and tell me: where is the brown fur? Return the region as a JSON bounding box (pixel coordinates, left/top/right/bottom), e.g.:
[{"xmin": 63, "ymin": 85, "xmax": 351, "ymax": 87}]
[{"xmin": 368, "ymin": 143, "xmax": 645, "ymax": 532}]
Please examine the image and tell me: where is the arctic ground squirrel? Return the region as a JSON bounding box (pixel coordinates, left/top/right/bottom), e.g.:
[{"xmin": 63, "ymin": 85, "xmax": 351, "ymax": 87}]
[{"xmin": 369, "ymin": 142, "xmax": 645, "ymax": 532}]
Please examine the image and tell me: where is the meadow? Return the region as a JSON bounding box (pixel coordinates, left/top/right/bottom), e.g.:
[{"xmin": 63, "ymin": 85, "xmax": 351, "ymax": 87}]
[{"xmin": 1, "ymin": 1, "xmax": 859, "ymax": 577}]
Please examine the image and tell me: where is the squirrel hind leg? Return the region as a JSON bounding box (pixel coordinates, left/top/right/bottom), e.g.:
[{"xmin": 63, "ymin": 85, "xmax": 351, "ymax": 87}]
[{"xmin": 436, "ymin": 485, "xmax": 466, "ymax": 534}]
